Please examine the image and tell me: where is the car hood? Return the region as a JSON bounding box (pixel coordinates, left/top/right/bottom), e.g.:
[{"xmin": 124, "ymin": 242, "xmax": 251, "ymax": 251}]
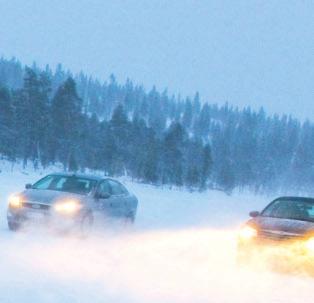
[
  {"xmin": 20, "ymin": 189, "xmax": 84, "ymax": 205},
  {"xmin": 252, "ymin": 216, "xmax": 314, "ymax": 235}
]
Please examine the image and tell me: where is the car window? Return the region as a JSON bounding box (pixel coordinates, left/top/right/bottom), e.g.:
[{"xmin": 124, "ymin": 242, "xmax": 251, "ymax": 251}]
[
  {"xmin": 32, "ymin": 175, "xmax": 96, "ymax": 195},
  {"xmin": 262, "ymin": 200, "xmax": 281, "ymax": 217},
  {"xmin": 262, "ymin": 199, "xmax": 314, "ymax": 222},
  {"xmin": 98, "ymin": 180, "xmax": 111, "ymax": 195},
  {"xmin": 54, "ymin": 177, "xmax": 67, "ymax": 190},
  {"xmin": 108, "ymin": 180, "xmax": 125, "ymax": 195},
  {"xmin": 33, "ymin": 175, "xmax": 55, "ymax": 189}
]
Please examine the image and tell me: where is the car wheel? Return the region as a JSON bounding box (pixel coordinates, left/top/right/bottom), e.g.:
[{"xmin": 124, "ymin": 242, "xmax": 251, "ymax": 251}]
[
  {"xmin": 8, "ymin": 221, "xmax": 21, "ymax": 232},
  {"xmin": 79, "ymin": 212, "xmax": 94, "ymax": 238},
  {"xmin": 123, "ymin": 212, "xmax": 135, "ymax": 226}
]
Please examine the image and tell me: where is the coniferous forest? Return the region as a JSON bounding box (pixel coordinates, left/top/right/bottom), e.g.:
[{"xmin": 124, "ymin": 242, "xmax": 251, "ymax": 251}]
[{"xmin": 0, "ymin": 57, "xmax": 313, "ymax": 194}]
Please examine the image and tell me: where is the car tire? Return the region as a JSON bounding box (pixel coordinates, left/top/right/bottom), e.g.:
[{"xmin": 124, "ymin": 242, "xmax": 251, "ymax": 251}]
[
  {"xmin": 8, "ymin": 221, "xmax": 21, "ymax": 232},
  {"xmin": 79, "ymin": 212, "xmax": 94, "ymax": 238},
  {"xmin": 123, "ymin": 212, "xmax": 135, "ymax": 226}
]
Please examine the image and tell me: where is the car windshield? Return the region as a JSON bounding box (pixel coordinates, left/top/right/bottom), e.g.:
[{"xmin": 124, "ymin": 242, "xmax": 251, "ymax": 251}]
[
  {"xmin": 32, "ymin": 175, "xmax": 97, "ymax": 195},
  {"xmin": 262, "ymin": 199, "xmax": 314, "ymax": 222}
]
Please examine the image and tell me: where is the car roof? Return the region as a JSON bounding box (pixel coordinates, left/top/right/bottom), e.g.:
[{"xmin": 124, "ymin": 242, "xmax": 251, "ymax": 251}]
[
  {"xmin": 275, "ymin": 196, "xmax": 314, "ymax": 203},
  {"xmin": 49, "ymin": 172, "xmax": 104, "ymax": 182}
]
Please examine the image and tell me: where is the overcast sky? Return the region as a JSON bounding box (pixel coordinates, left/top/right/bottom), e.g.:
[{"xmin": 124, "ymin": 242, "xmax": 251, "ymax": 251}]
[{"xmin": 0, "ymin": 0, "xmax": 313, "ymax": 119}]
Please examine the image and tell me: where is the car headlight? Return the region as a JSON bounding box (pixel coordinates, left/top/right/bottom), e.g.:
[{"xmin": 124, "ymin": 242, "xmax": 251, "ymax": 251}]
[
  {"xmin": 305, "ymin": 237, "xmax": 314, "ymax": 254},
  {"xmin": 54, "ymin": 200, "xmax": 82, "ymax": 214},
  {"xmin": 9, "ymin": 195, "xmax": 22, "ymax": 208},
  {"xmin": 238, "ymin": 226, "xmax": 257, "ymax": 241}
]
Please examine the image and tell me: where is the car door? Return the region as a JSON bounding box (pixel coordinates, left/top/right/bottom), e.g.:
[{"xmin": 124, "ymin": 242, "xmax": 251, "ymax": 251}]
[
  {"xmin": 95, "ymin": 179, "xmax": 115, "ymax": 218},
  {"xmin": 107, "ymin": 179, "xmax": 128, "ymax": 217}
]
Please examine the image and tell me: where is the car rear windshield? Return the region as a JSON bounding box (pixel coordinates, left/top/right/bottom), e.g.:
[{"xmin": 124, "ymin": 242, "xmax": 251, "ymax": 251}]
[
  {"xmin": 262, "ymin": 199, "xmax": 314, "ymax": 222},
  {"xmin": 32, "ymin": 175, "xmax": 97, "ymax": 195}
]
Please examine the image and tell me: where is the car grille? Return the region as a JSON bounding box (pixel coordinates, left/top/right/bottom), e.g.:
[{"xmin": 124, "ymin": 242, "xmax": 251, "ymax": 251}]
[
  {"xmin": 259, "ymin": 230, "xmax": 302, "ymax": 242},
  {"xmin": 22, "ymin": 202, "xmax": 51, "ymax": 211}
]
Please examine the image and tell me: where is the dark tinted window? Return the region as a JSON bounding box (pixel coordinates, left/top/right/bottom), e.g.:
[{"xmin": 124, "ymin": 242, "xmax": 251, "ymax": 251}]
[
  {"xmin": 32, "ymin": 175, "xmax": 96, "ymax": 195},
  {"xmin": 262, "ymin": 199, "xmax": 314, "ymax": 222}
]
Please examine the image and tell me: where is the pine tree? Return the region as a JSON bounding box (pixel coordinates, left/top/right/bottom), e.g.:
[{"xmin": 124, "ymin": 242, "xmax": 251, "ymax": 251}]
[
  {"xmin": 51, "ymin": 77, "xmax": 83, "ymax": 170},
  {"xmin": 142, "ymin": 128, "xmax": 159, "ymax": 183},
  {"xmin": 162, "ymin": 122, "xmax": 186, "ymax": 186},
  {"xmin": 182, "ymin": 98, "xmax": 193, "ymax": 129},
  {"xmin": 194, "ymin": 103, "xmax": 211, "ymax": 138},
  {"xmin": 0, "ymin": 86, "xmax": 15, "ymax": 159},
  {"xmin": 200, "ymin": 144, "xmax": 213, "ymax": 190},
  {"xmin": 100, "ymin": 122, "xmax": 118, "ymax": 175},
  {"xmin": 12, "ymin": 68, "xmax": 51, "ymax": 167},
  {"xmin": 109, "ymin": 104, "xmax": 130, "ymax": 175},
  {"xmin": 186, "ymin": 166, "xmax": 200, "ymax": 189}
]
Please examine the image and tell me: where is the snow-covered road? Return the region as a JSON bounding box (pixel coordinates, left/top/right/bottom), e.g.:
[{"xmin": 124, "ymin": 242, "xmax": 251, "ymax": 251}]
[{"xmin": 0, "ymin": 169, "xmax": 313, "ymax": 303}]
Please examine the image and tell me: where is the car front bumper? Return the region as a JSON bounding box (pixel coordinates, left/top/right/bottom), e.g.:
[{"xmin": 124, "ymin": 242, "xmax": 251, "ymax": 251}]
[
  {"xmin": 237, "ymin": 238, "xmax": 314, "ymax": 275},
  {"xmin": 7, "ymin": 206, "xmax": 80, "ymax": 231}
]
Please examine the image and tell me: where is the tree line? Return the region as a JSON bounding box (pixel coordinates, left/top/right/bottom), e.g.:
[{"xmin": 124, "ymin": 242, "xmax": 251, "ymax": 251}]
[
  {"xmin": 1, "ymin": 57, "xmax": 314, "ymax": 194},
  {"xmin": 0, "ymin": 67, "xmax": 212, "ymax": 190}
]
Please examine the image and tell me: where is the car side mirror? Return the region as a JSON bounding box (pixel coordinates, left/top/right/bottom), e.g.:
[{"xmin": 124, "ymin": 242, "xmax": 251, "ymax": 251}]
[
  {"xmin": 249, "ymin": 211, "xmax": 260, "ymax": 218},
  {"xmin": 25, "ymin": 183, "xmax": 32, "ymax": 189},
  {"xmin": 95, "ymin": 192, "xmax": 111, "ymax": 199}
]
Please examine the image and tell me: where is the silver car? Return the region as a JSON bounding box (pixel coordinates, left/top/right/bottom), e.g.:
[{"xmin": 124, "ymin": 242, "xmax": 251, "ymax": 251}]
[{"xmin": 7, "ymin": 173, "xmax": 138, "ymax": 234}]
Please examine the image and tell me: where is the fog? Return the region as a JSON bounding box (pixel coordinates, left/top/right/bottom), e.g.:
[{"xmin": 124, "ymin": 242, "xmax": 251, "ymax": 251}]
[
  {"xmin": 1, "ymin": 227, "xmax": 313, "ymax": 303},
  {"xmin": 0, "ymin": 169, "xmax": 313, "ymax": 302}
]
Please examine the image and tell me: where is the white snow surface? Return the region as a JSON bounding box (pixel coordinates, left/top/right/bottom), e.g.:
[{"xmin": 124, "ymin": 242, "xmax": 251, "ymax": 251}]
[{"xmin": 0, "ymin": 161, "xmax": 313, "ymax": 303}]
